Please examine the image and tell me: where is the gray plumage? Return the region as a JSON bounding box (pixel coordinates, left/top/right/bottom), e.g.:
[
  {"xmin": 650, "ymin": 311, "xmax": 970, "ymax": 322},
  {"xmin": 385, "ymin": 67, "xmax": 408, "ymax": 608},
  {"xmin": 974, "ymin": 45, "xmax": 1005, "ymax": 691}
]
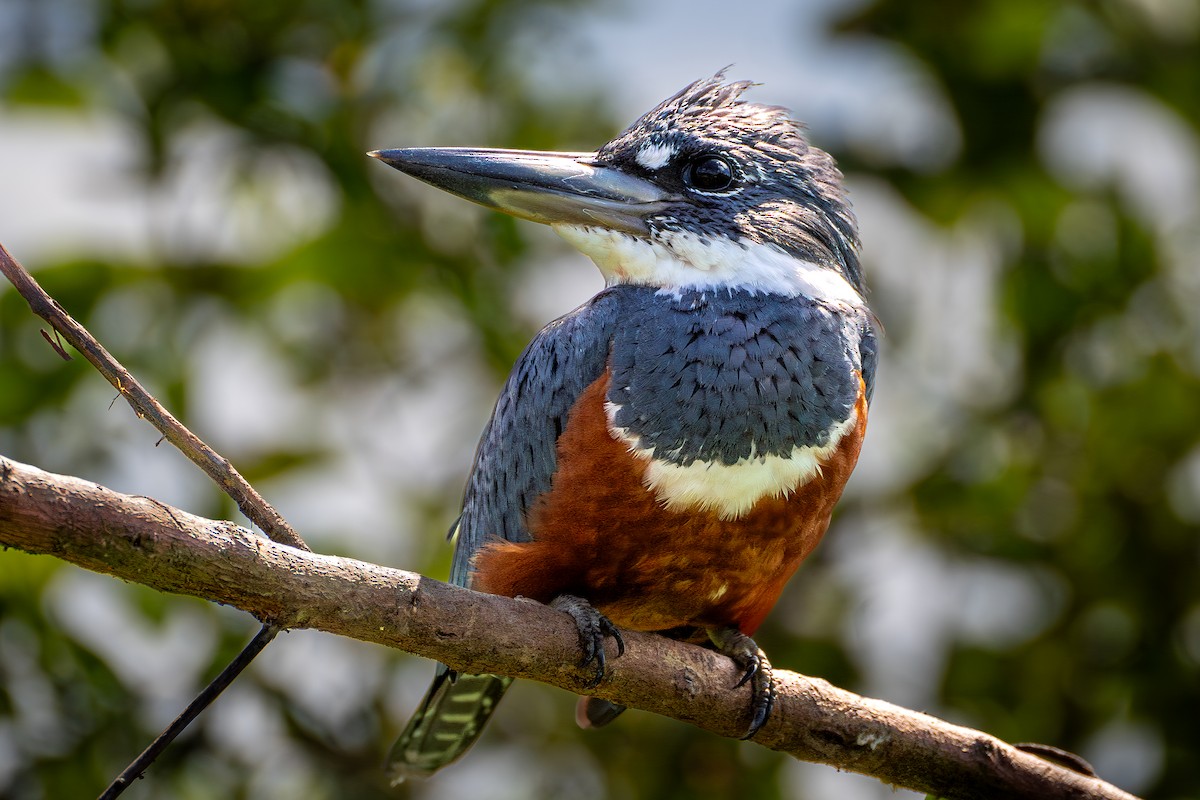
[
  {"xmin": 450, "ymin": 288, "xmax": 627, "ymax": 580},
  {"xmin": 393, "ymin": 283, "xmax": 873, "ymax": 782},
  {"xmin": 384, "ymin": 71, "xmax": 875, "ymax": 782},
  {"xmin": 454, "ymin": 285, "xmax": 876, "ymax": 579},
  {"xmin": 391, "ymin": 292, "xmax": 624, "ymax": 784},
  {"xmin": 607, "ymin": 287, "xmax": 874, "ymax": 467}
]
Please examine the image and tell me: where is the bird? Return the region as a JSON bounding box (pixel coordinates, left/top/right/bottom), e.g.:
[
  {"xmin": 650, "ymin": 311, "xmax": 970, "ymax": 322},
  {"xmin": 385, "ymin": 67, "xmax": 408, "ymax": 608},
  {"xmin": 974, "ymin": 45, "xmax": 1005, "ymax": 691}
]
[{"xmin": 370, "ymin": 71, "xmax": 877, "ymax": 782}]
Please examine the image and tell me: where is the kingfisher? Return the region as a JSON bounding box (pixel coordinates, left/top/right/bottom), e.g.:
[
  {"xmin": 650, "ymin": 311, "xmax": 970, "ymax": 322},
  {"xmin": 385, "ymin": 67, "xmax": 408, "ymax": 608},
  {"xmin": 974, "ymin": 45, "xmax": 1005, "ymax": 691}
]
[{"xmin": 371, "ymin": 72, "xmax": 877, "ymax": 781}]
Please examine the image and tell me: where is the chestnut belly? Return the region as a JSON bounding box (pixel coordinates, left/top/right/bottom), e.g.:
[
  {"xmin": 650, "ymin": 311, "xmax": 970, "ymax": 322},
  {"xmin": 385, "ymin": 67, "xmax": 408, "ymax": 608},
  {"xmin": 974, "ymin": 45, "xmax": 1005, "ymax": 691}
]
[
  {"xmin": 472, "ymin": 373, "xmax": 867, "ymax": 636},
  {"xmin": 578, "ymin": 501, "xmax": 826, "ymax": 634}
]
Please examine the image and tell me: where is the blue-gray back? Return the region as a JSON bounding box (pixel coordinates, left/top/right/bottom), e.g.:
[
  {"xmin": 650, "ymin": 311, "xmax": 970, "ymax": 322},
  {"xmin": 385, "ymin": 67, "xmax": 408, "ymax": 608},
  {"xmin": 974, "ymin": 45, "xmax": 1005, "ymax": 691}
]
[{"xmin": 607, "ymin": 289, "xmax": 876, "ymax": 466}]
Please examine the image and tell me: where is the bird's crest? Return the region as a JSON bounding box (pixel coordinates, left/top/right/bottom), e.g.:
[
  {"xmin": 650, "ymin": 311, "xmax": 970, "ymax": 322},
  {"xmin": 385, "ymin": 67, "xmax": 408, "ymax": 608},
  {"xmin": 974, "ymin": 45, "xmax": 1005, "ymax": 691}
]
[
  {"xmin": 593, "ymin": 71, "xmax": 863, "ymax": 296},
  {"xmin": 598, "ymin": 71, "xmax": 806, "ymax": 174}
]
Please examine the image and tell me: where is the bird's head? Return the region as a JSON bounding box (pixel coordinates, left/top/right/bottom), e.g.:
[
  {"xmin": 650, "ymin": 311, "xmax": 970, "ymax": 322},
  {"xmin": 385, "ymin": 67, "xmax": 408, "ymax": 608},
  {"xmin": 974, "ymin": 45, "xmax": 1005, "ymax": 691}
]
[{"xmin": 371, "ymin": 73, "xmax": 863, "ymax": 305}]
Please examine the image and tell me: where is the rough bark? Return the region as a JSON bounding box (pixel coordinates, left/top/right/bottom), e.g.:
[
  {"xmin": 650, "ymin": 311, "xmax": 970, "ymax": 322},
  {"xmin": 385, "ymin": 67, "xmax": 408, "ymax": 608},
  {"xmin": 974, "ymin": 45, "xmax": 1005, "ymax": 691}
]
[{"xmin": 0, "ymin": 455, "xmax": 1139, "ymax": 800}]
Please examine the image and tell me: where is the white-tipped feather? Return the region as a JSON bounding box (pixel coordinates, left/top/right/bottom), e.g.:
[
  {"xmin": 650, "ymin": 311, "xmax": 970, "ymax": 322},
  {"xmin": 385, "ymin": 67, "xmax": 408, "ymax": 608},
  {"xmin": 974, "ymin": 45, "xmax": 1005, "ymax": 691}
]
[{"xmin": 605, "ymin": 400, "xmax": 859, "ymax": 520}]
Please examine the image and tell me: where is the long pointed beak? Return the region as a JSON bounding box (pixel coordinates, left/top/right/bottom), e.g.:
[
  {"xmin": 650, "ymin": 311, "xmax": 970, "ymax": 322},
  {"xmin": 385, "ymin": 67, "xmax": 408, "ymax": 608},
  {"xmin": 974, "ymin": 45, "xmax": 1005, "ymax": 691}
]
[{"xmin": 369, "ymin": 147, "xmax": 673, "ymax": 235}]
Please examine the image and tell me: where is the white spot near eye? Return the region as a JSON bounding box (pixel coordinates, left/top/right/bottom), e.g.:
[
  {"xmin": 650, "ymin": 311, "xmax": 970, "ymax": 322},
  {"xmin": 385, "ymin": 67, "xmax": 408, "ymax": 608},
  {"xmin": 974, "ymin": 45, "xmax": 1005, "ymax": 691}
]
[{"xmin": 635, "ymin": 142, "xmax": 676, "ymax": 170}]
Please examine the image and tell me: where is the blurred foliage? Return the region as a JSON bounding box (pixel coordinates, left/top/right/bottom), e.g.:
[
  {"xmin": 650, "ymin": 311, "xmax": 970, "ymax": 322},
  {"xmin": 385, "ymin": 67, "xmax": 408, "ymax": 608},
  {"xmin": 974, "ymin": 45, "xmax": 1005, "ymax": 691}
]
[
  {"xmin": 836, "ymin": 3, "xmax": 1200, "ymax": 799},
  {"xmin": 1, "ymin": 0, "xmax": 1198, "ymax": 799}
]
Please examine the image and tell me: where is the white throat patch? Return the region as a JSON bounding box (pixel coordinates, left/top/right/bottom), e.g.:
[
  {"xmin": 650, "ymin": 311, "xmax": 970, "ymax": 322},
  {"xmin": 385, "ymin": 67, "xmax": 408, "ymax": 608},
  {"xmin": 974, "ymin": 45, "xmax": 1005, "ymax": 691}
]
[{"xmin": 553, "ymin": 224, "xmax": 864, "ymax": 307}]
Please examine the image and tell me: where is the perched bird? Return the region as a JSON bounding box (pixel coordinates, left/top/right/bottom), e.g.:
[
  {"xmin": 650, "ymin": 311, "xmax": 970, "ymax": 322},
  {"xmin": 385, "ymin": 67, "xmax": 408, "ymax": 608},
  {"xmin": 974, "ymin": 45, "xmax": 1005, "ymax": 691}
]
[{"xmin": 371, "ymin": 72, "xmax": 877, "ymax": 782}]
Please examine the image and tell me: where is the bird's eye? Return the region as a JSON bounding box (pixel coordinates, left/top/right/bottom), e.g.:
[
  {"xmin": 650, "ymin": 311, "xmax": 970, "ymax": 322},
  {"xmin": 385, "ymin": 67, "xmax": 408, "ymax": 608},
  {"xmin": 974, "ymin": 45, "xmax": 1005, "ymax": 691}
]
[{"xmin": 684, "ymin": 155, "xmax": 736, "ymax": 192}]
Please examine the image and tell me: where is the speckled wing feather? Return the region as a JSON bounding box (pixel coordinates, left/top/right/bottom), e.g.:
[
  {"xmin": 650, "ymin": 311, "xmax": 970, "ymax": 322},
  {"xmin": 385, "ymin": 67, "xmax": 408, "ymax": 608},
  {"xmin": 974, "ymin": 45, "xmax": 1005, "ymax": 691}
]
[
  {"xmin": 449, "ymin": 288, "xmax": 627, "ymax": 587},
  {"xmin": 387, "ymin": 288, "xmax": 625, "ymax": 783}
]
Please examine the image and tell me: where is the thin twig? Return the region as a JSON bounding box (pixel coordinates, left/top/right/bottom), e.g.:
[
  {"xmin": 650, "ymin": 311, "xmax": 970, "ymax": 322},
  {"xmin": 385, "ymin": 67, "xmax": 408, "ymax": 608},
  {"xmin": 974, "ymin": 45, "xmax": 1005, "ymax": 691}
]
[
  {"xmin": 1, "ymin": 241, "xmax": 309, "ymax": 791},
  {"xmin": 0, "ymin": 242, "xmax": 308, "ymax": 551},
  {"xmin": 97, "ymin": 624, "xmax": 281, "ymax": 800}
]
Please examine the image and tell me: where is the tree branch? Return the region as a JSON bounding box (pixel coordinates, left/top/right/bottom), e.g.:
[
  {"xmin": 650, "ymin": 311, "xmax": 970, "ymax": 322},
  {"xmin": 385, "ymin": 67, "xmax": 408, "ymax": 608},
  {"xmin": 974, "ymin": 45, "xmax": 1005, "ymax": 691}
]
[
  {"xmin": 0, "ymin": 242, "xmax": 307, "ymax": 551},
  {"xmin": 0, "ymin": 455, "xmax": 1139, "ymax": 800},
  {"xmin": 2, "ymin": 240, "xmax": 319, "ymax": 795}
]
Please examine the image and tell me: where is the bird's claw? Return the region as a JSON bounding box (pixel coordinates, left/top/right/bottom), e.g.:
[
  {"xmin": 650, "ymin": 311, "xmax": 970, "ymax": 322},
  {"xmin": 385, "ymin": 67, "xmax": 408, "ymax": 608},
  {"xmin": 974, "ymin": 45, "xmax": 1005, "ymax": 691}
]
[
  {"xmin": 734, "ymin": 652, "xmax": 759, "ymax": 689},
  {"xmin": 551, "ymin": 594, "xmax": 624, "ymax": 688},
  {"xmin": 709, "ymin": 627, "xmax": 775, "ymax": 739}
]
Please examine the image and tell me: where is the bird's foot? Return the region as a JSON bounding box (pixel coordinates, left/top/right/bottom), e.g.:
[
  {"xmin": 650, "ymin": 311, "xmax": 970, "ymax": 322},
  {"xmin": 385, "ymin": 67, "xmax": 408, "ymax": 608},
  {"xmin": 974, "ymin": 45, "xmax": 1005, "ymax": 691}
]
[
  {"xmin": 709, "ymin": 626, "xmax": 775, "ymax": 739},
  {"xmin": 550, "ymin": 594, "xmax": 625, "ymax": 688}
]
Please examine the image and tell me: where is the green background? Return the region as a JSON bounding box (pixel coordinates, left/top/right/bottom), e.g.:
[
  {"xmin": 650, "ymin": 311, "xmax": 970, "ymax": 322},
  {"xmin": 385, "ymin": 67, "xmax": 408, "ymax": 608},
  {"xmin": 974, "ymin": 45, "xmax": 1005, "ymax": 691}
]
[{"xmin": 1, "ymin": 1, "xmax": 1198, "ymax": 798}]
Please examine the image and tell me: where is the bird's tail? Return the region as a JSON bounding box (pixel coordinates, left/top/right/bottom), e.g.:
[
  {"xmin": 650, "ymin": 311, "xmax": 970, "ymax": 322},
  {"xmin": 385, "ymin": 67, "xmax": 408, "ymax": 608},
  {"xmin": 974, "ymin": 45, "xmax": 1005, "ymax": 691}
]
[
  {"xmin": 386, "ymin": 668, "xmax": 513, "ymax": 783},
  {"xmin": 575, "ymin": 696, "xmax": 628, "ymax": 728}
]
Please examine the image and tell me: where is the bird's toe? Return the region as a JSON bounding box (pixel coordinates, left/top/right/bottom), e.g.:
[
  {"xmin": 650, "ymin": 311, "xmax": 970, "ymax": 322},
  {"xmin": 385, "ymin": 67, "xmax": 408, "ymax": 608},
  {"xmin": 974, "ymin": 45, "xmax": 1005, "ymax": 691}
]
[
  {"xmin": 709, "ymin": 626, "xmax": 775, "ymax": 739},
  {"xmin": 551, "ymin": 594, "xmax": 624, "ymax": 688}
]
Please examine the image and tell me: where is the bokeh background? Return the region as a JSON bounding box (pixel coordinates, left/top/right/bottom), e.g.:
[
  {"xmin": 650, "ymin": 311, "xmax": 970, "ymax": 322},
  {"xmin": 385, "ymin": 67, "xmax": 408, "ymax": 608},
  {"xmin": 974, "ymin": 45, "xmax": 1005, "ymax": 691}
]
[{"xmin": 2, "ymin": 1, "xmax": 1199, "ymax": 798}]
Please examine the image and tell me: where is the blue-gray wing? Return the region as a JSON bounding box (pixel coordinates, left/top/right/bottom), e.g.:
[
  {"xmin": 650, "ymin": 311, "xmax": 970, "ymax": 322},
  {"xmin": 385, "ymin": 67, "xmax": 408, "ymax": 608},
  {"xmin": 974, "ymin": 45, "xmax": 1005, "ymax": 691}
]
[
  {"xmin": 392, "ymin": 289, "xmax": 623, "ymax": 782},
  {"xmin": 448, "ymin": 288, "xmax": 627, "ymax": 587},
  {"xmin": 860, "ymin": 312, "xmax": 880, "ymax": 404}
]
